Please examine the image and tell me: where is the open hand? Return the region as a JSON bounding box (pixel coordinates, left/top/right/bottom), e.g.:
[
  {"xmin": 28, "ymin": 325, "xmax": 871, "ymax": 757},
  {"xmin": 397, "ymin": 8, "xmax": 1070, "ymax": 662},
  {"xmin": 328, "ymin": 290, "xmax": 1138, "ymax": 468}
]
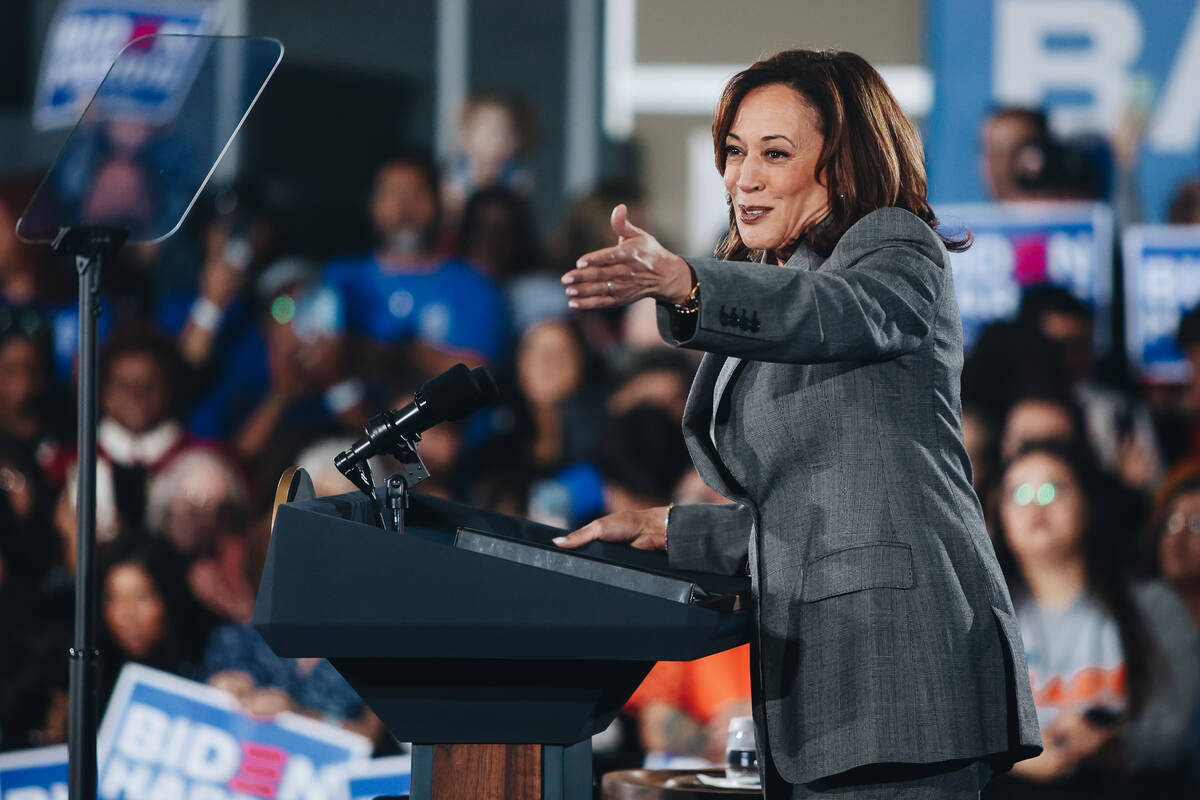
[
  {"xmin": 553, "ymin": 506, "xmax": 670, "ymax": 551},
  {"xmin": 562, "ymin": 204, "xmax": 693, "ymax": 310}
]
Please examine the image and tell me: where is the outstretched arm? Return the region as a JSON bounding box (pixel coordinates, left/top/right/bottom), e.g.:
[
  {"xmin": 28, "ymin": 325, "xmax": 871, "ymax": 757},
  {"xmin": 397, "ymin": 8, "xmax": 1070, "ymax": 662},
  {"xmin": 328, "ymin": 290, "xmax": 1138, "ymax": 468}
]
[{"xmin": 565, "ymin": 206, "xmax": 947, "ymax": 365}]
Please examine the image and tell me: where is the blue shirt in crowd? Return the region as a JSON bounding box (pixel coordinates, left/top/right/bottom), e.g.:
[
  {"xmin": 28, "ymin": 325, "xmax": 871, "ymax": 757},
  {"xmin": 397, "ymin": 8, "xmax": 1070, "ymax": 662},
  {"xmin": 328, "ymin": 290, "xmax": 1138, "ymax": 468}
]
[{"xmin": 321, "ymin": 253, "xmax": 509, "ymax": 363}]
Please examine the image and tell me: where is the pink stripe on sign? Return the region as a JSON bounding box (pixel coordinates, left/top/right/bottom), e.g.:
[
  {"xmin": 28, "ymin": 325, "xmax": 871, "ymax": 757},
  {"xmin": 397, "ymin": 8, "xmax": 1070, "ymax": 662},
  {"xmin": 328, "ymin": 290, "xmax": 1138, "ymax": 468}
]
[{"xmin": 229, "ymin": 742, "xmax": 287, "ymax": 798}]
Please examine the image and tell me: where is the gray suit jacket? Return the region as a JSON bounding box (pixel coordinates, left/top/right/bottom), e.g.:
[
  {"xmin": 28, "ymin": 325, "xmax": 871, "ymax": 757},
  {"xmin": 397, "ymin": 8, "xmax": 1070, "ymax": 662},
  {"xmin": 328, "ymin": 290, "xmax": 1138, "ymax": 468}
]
[{"xmin": 658, "ymin": 207, "xmax": 1042, "ymax": 785}]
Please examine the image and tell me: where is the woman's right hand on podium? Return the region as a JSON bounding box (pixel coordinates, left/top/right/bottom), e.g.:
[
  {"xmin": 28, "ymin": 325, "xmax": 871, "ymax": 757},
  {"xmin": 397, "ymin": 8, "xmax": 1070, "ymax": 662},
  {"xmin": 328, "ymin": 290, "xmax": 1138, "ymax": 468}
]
[{"xmin": 552, "ymin": 506, "xmax": 669, "ymax": 551}]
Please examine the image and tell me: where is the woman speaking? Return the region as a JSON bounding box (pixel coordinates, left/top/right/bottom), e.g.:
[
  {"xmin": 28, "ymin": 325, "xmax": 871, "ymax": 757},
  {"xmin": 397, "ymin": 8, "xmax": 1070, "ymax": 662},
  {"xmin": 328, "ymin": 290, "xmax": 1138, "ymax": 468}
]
[{"xmin": 555, "ymin": 50, "xmax": 1041, "ymax": 798}]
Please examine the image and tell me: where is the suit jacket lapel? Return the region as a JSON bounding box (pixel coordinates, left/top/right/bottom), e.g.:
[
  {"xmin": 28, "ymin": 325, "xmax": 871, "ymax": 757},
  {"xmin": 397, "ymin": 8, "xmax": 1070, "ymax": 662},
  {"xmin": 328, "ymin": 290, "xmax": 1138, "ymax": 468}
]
[{"xmin": 680, "ymin": 244, "xmax": 826, "ymax": 503}]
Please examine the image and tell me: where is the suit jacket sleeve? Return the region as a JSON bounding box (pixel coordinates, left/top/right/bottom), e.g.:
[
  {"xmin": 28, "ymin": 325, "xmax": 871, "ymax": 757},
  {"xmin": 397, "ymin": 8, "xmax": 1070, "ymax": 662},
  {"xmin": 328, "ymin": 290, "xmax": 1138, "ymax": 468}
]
[
  {"xmin": 666, "ymin": 502, "xmax": 753, "ymax": 576},
  {"xmin": 657, "ymin": 208, "xmax": 946, "ymax": 364}
]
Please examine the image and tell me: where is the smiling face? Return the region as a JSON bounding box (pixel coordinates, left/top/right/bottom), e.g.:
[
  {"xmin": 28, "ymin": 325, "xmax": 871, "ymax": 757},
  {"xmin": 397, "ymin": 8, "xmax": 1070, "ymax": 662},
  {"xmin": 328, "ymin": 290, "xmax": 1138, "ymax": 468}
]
[
  {"xmin": 999, "ymin": 452, "xmax": 1088, "ymax": 567},
  {"xmin": 722, "ymin": 83, "xmax": 830, "ymax": 263}
]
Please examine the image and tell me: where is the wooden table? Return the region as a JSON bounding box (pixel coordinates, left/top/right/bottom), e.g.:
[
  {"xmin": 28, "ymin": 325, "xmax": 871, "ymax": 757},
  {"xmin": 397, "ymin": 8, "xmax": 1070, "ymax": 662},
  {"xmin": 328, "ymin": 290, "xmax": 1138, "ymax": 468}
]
[{"xmin": 602, "ymin": 769, "xmax": 762, "ymax": 799}]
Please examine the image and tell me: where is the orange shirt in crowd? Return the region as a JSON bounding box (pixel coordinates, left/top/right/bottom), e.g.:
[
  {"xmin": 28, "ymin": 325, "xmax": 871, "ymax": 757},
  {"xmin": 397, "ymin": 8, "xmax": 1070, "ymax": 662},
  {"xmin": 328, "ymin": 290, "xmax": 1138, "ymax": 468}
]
[{"xmin": 624, "ymin": 644, "xmax": 752, "ymax": 722}]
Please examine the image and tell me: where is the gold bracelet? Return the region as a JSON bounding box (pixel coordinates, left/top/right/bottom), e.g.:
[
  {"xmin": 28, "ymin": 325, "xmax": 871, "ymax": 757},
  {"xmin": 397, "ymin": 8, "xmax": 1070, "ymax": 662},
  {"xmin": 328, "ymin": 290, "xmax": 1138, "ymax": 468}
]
[{"xmin": 672, "ymin": 281, "xmax": 700, "ymax": 315}]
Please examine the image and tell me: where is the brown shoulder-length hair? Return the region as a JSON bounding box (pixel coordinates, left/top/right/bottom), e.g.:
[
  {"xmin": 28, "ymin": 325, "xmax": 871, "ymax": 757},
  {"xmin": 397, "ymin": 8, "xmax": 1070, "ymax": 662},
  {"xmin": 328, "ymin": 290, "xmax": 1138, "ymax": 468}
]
[{"xmin": 712, "ymin": 49, "xmax": 970, "ymax": 261}]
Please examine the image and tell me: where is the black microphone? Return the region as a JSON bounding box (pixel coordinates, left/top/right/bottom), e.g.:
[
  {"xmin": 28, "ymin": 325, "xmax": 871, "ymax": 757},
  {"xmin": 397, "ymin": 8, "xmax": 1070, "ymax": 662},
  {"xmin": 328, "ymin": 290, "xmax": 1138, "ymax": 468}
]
[{"xmin": 334, "ymin": 364, "xmax": 498, "ymax": 471}]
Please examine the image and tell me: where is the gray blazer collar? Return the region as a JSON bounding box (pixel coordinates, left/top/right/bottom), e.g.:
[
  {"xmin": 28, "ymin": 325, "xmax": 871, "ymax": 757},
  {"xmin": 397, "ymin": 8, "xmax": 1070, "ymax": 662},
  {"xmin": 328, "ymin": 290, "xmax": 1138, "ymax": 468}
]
[{"xmin": 782, "ymin": 242, "xmax": 824, "ymax": 271}]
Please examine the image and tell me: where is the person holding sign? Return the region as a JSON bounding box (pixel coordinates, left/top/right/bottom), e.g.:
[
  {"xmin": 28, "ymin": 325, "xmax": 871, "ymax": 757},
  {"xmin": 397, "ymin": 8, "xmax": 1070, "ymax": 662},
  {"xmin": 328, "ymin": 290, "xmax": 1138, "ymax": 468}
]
[{"xmin": 556, "ymin": 49, "xmax": 1041, "ymax": 798}]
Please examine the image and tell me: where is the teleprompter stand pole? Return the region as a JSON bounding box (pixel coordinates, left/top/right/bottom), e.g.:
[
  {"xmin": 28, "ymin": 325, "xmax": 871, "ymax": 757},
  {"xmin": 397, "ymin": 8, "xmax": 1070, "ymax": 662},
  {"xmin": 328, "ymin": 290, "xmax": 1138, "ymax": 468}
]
[{"xmin": 54, "ymin": 225, "xmax": 127, "ymax": 800}]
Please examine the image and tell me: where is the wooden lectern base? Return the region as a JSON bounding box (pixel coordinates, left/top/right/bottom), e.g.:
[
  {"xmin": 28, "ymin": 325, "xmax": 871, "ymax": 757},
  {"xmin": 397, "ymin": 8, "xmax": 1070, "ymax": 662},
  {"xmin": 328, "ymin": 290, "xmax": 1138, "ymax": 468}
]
[
  {"xmin": 409, "ymin": 741, "xmax": 592, "ymax": 800},
  {"xmin": 432, "ymin": 744, "xmax": 541, "ymax": 798}
]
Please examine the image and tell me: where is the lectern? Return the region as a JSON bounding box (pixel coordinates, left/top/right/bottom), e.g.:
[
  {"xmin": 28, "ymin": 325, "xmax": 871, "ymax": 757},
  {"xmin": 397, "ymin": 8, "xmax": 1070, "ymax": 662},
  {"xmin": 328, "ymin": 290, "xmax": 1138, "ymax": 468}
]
[{"xmin": 253, "ymin": 489, "xmax": 750, "ymax": 800}]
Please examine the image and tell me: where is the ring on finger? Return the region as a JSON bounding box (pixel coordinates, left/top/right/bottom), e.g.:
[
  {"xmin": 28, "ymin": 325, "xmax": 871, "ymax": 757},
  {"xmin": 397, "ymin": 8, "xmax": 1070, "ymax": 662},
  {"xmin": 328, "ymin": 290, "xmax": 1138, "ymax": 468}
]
[{"xmin": 606, "ymin": 280, "xmax": 614, "ymax": 295}]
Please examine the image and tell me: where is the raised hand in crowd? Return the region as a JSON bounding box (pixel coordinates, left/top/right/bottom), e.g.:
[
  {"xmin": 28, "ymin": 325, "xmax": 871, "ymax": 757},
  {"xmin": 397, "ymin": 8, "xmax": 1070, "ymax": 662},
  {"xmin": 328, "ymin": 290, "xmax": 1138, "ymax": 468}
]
[{"xmin": 179, "ymin": 224, "xmax": 252, "ymax": 367}]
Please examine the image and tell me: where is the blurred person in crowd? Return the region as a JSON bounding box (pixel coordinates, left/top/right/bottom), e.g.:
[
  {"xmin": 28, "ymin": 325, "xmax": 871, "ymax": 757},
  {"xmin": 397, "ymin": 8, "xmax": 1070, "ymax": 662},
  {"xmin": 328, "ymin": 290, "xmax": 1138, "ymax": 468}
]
[
  {"xmin": 88, "ymin": 325, "xmax": 200, "ymax": 532},
  {"xmin": 458, "ymin": 186, "xmax": 567, "ymax": 333},
  {"xmin": 1018, "ymin": 285, "xmax": 1163, "ymax": 491},
  {"xmin": 476, "ymin": 318, "xmax": 606, "ymax": 526},
  {"xmin": 980, "ymin": 107, "xmax": 1049, "ymax": 202},
  {"xmin": 0, "ymin": 435, "xmax": 56, "ymax": 585},
  {"xmin": 1144, "ymin": 465, "xmax": 1200, "ymax": 629},
  {"xmin": 201, "ymin": 564, "xmax": 386, "ymax": 743},
  {"xmin": 144, "ymin": 448, "xmax": 256, "ymax": 623},
  {"xmin": 606, "ymin": 349, "xmax": 694, "ymax": 425},
  {"xmin": 1169, "ymin": 306, "xmax": 1200, "ymax": 461},
  {"xmin": 0, "ymin": 311, "xmax": 64, "ymax": 462},
  {"xmin": 323, "ymin": 154, "xmax": 509, "ymax": 377},
  {"xmin": 548, "ymin": 180, "xmax": 652, "ymax": 352},
  {"xmin": 1168, "ymin": 177, "xmax": 1200, "ymax": 225},
  {"xmin": 457, "ymin": 186, "xmax": 543, "ymax": 281},
  {"xmin": 168, "ymin": 186, "xmax": 279, "ymax": 373},
  {"xmin": 97, "ymin": 535, "xmax": 216, "ymax": 702},
  {"xmin": 1000, "ymin": 393, "xmax": 1088, "ymax": 463},
  {"xmin": 999, "ymin": 391, "xmax": 1146, "ymax": 564},
  {"xmin": 558, "ymin": 50, "xmax": 1039, "ymax": 797},
  {"xmin": 986, "ymin": 440, "xmax": 1199, "ymax": 797},
  {"xmin": 962, "ymin": 320, "xmax": 1073, "ymax": 432},
  {"xmin": 0, "ymin": 623, "xmax": 71, "ymax": 750},
  {"xmin": 0, "ymin": 178, "xmax": 57, "ymax": 309},
  {"xmin": 510, "ymin": 317, "xmax": 605, "ymax": 474},
  {"xmin": 592, "ymin": 405, "xmax": 691, "ymax": 514},
  {"xmin": 229, "ymin": 272, "xmax": 371, "ymax": 500},
  {"xmin": 441, "ymin": 90, "xmax": 536, "ymax": 224},
  {"xmin": 980, "ymin": 107, "xmax": 1108, "ymax": 203}
]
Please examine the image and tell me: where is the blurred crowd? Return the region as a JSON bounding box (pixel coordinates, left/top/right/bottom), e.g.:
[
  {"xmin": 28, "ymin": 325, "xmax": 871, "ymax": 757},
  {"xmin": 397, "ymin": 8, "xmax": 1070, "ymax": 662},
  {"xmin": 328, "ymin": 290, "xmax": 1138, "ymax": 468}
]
[{"xmin": 1, "ymin": 90, "xmax": 1200, "ymax": 797}]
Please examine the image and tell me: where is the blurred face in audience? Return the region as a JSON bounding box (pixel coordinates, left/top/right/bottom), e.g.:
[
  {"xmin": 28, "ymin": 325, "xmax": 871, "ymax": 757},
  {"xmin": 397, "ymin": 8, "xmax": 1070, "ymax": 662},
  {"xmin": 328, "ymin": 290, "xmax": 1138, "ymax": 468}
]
[
  {"xmin": 517, "ymin": 321, "xmax": 584, "ymax": 409},
  {"xmin": 0, "ymin": 336, "xmax": 45, "ymax": 440},
  {"xmin": 723, "ymin": 83, "xmax": 829, "ymax": 261},
  {"xmin": 608, "ymin": 369, "xmax": 690, "ymax": 425},
  {"xmin": 980, "ymin": 113, "xmax": 1040, "ymax": 201},
  {"xmin": 161, "ymin": 461, "xmax": 240, "ymax": 555},
  {"xmin": 371, "ymin": 163, "xmax": 437, "ymax": 250},
  {"xmin": 1000, "ymin": 399, "xmax": 1075, "ymax": 461},
  {"xmin": 102, "ymin": 352, "xmax": 171, "ymax": 434},
  {"xmin": 463, "ymin": 199, "xmax": 519, "ymax": 276},
  {"xmin": 1039, "ymin": 311, "xmax": 1093, "ymax": 387},
  {"xmin": 1160, "ymin": 489, "xmax": 1200, "ymax": 585},
  {"xmin": 462, "ymin": 101, "xmax": 521, "ymax": 179},
  {"xmin": 104, "ymin": 562, "xmax": 167, "ymax": 659},
  {"xmin": 1000, "ymin": 452, "xmax": 1087, "ymax": 566}
]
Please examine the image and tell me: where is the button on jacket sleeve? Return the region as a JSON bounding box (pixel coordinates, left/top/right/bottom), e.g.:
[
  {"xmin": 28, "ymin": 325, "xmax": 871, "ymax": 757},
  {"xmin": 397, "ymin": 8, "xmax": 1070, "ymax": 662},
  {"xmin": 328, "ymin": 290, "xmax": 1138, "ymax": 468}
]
[{"xmin": 657, "ymin": 208, "xmax": 946, "ymax": 364}]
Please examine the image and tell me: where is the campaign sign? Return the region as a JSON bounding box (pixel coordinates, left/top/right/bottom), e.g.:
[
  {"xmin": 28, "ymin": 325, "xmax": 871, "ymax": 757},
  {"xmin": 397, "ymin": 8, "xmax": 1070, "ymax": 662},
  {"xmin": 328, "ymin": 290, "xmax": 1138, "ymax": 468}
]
[
  {"xmin": 1123, "ymin": 225, "xmax": 1200, "ymax": 382},
  {"xmin": 0, "ymin": 745, "xmax": 68, "ymax": 800},
  {"xmin": 927, "ymin": 0, "xmax": 1200, "ymax": 222},
  {"xmin": 936, "ymin": 202, "xmax": 1114, "ymax": 352},
  {"xmin": 97, "ymin": 664, "xmax": 371, "ymax": 800},
  {"xmin": 336, "ymin": 756, "xmax": 411, "ymax": 800},
  {"xmin": 33, "ymin": 0, "xmax": 218, "ymax": 130}
]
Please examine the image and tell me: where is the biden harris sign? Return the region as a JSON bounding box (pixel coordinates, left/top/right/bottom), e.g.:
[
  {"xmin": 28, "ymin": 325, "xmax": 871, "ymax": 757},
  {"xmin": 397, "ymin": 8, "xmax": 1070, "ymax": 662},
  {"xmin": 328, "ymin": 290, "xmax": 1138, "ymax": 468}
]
[
  {"xmin": 95, "ymin": 665, "xmax": 372, "ymax": 800},
  {"xmin": 927, "ymin": 0, "xmax": 1200, "ymax": 220},
  {"xmin": 1123, "ymin": 225, "xmax": 1200, "ymax": 382},
  {"xmin": 33, "ymin": 0, "xmax": 218, "ymax": 130},
  {"xmin": 937, "ymin": 202, "xmax": 1113, "ymax": 352}
]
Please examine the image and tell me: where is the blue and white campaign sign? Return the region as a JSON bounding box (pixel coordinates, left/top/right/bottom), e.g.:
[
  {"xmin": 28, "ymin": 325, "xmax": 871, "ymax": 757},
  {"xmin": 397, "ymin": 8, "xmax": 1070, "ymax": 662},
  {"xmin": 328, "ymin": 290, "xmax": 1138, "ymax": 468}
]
[
  {"xmin": 937, "ymin": 202, "xmax": 1114, "ymax": 351},
  {"xmin": 33, "ymin": 0, "xmax": 219, "ymax": 130},
  {"xmin": 96, "ymin": 664, "xmax": 371, "ymax": 800},
  {"xmin": 927, "ymin": 0, "xmax": 1200, "ymax": 221},
  {"xmin": 1123, "ymin": 225, "xmax": 1200, "ymax": 382},
  {"xmin": 335, "ymin": 755, "xmax": 411, "ymax": 800},
  {"xmin": 0, "ymin": 745, "xmax": 68, "ymax": 800}
]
